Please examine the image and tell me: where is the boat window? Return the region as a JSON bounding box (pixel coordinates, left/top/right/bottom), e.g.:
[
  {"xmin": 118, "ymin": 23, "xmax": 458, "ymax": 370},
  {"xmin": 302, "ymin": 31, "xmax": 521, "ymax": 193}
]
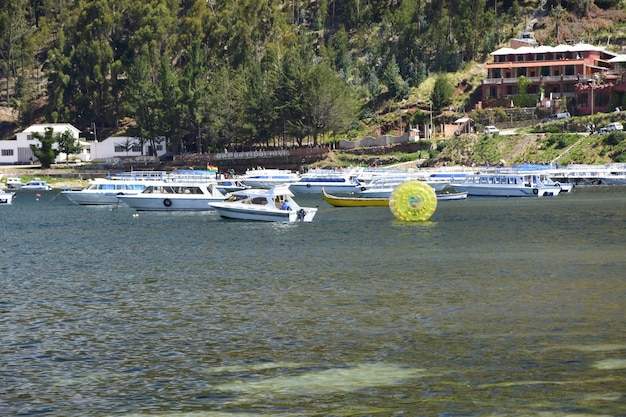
[
  {"xmin": 226, "ymin": 194, "xmax": 247, "ymax": 202},
  {"xmin": 251, "ymin": 197, "xmax": 268, "ymax": 205}
]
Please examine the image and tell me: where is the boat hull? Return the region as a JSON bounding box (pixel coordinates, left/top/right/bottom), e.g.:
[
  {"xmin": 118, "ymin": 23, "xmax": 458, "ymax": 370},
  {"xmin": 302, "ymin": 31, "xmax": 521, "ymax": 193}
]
[
  {"xmin": 117, "ymin": 195, "xmax": 225, "ymax": 211},
  {"xmin": 290, "ymin": 184, "xmax": 359, "ymax": 194},
  {"xmin": 322, "ymin": 189, "xmax": 388, "ymax": 207},
  {"xmin": 0, "ymin": 192, "xmax": 16, "ymax": 205},
  {"xmin": 62, "ymin": 191, "xmax": 141, "ymax": 205},
  {"xmin": 356, "ymin": 180, "xmax": 449, "ymax": 198},
  {"xmin": 452, "ymin": 184, "xmax": 560, "ymax": 197},
  {"xmin": 210, "ymin": 203, "xmax": 317, "ymax": 222},
  {"xmin": 436, "ymin": 191, "xmax": 468, "ymax": 201},
  {"xmin": 323, "ymin": 189, "xmax": 467, "ymax": 206}
]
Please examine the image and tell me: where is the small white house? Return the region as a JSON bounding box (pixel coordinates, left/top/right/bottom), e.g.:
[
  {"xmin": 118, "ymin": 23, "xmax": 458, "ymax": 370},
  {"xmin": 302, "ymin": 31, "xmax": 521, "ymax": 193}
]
[
  {"xmin": 0, "ymin": 124, "xmax": 168, "ymax": 165},
  {"xmin": 88, "ymin": 136, "xmax": 167, "ymax": 163},
  {"xmin": 0, "ymin": 123, "xmax": 87, "ymax": 165}
]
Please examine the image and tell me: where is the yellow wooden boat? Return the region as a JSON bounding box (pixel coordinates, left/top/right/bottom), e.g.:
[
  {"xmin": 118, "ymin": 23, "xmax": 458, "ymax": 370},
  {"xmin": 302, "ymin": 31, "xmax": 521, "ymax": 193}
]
[
  {"xmin": 322, "ymin": 188, "xmax": 389, "ymax": 207},
  {"xmin": 322, "ymin": 188, "xmax": 468, "ymax": 207}
]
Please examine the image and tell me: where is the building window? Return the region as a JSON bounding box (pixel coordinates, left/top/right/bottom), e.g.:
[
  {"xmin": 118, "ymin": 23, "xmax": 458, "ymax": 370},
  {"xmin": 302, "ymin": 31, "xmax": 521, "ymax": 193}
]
[
  {"xmin": 517, "ymin": 55, "xmax": 524, "ymax": 61},
  {"xmin": 541, "ymin": 66, "xmax": 550, "ymax": 76},
  {"xmin": 1, "ymin": 149, "xmax": 14, "ymax": 156},
  {"xmin": 131, "ymin": 145, "xmax": 142, "ymax": 152},
  {"xmin": 491, "ymin": 68, "xmax": 502, "ymax": 78},
  {"xmin": 565, "ymin": 65, "xmax": 575, "ymax": 75}
]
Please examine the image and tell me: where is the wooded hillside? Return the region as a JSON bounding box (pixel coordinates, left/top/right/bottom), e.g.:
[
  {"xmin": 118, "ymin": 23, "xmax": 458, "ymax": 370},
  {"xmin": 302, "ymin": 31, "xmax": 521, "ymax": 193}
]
[{"xmin": 1, "ymin": 0, "xmax": 625, "ymax": 154}]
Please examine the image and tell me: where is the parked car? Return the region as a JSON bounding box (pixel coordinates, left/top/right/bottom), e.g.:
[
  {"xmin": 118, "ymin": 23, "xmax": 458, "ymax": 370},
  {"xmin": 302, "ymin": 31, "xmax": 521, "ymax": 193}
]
[
  {"xmin": 484, "ymin": 125, "xmax": 500, "ymax": 135},
  {"xmin": 541, "ymin": 112, "xmax": 571, "ymax": 123},
  {"xmin": 605, "ymin": 122, "xmax": 623, "ymax": 132}
]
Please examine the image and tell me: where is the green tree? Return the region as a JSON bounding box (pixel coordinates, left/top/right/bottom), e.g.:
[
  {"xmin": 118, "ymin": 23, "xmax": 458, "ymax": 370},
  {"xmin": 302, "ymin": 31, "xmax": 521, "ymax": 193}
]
[
  {"xmin": 30, "ymin": 127, "xmax": 60, "ymax": 168},
  {"xmin": 123, "ymin": 52, "xmax": 163, "ymax": 156},
  {"xmin": 307, "ymin": 63, "xmax": 358, "ymax": 145},
  {"xmin": 0, "ymin": 0, "xmax": 31, "ymax": 103},
  {"xmin": 56, "ymin": 129, "xmax": 83, "ymax": 163},
  {"xmin": 13, "ymin": 73, "xmax": 38, "ymax": 125},
  {"xmin": 276, "ymin": 40, "xmax": 315, "ymax": 147},
  {"xmin": 154, "ymin": 54, "xmax": 181, "ymax": 155},
  {"xmin": 179, "ymin": 40, "xmax": 210, "ymax": 153},
  {"xmin": 238, "ymin": 61, "xmax": 279, "ymax": 148},
  {"xmin": 430, "ymin": 73, "xmax": 453, "ymax": 111},
  {"xmin": 367, "ymin": 67, "xmax": 382, "ymax": 107},
  {"xmin": 512, "ymin": 76, "xmax": 536, "ymax": 107},
  {"xmin": 382, "ymin": 55, "xmax": 409, "ymax": 101}
]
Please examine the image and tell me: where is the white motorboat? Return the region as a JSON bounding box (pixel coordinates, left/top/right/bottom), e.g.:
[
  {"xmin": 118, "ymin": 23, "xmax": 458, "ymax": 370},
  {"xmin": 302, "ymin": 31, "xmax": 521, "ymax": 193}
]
[
  {"xmin": 240, "ymin": 168, "xmax": 300, "ymax": 189},
  {"xmin": 0, "ymin": 190, "xmax": 16, "ymax": 205},
  {"xmin": 289, "ymin": 168, "xmax": 362, "ymax": 194},
  {"xmin": 595, "ymin": 164, "xmax": 626, "ymax": 185},
  {"xmin": 5, "ymin": 176, "xmax": 23, "ymax": 190},
  {"xmin": 450, "ymin": 172, "xmax": 562, "ymax": 197},
  {"xmin": 209, "ymin": 185, "xmax": 317, "ymax": 222},
  {"xmin": 117, "ymin": 182, "xmax": 226, "ymax": 211},
  {"xmin": 62, "ymin": 178, "xmax": 155, "ymax": 205},
  {"xmin": 356, "ymin": 175, "xmax": 450, "ymax": 198},
  {"xmin": 537, "ymin": 174, "xmax": 574, "ymax": 193},
  {"xmin": 20, "ymin": 179, "xmax": 53, "ymax": 191},
  {"xmin": 216, "ymin": 179, "xmax": 249, "ymax": 193}
]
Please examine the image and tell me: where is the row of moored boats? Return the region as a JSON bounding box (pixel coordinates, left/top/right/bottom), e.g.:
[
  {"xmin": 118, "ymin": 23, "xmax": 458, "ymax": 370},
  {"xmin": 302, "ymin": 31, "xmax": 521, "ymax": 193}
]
[{"xmin": 2, "ymin": 164, "xmax": 626, "ymax": 219}]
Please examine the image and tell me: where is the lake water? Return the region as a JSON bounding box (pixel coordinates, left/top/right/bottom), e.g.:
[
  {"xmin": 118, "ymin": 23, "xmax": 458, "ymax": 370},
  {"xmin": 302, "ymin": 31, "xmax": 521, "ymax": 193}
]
[{"xmin": 1, "ymin": 186, "xmax": 625, "ymax": 416}]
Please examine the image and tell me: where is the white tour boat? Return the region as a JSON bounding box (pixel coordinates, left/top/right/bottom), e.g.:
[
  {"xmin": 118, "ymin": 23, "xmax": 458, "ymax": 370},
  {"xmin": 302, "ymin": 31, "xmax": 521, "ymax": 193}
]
[
  {"xmin": 536, "ymin": 173, "xmax": 574, "ymax": 193},
  {"xmin": 116, "ymin": 182, "xmax": 226, "ymax": 211},
  {"xmin": 20, "ymin": 179, "xmax": 53, "ymax": 191},
  {"xmin": 0, "ymin": 190, "xmax": 16, "ymax": 205},
  {"xmin": 239, "ymin": 168, "xmax": 300, "ymax": 189},
  {"xmin": 216, "ymin": 179, "xmax": 249, "ymax": 193},
  {"xmin": 289, "ymin": 168, "xmax": 362, "ymax": 194},
  {"xmin": 450, "ymin": 172, "xmax": 562, "ymax": 197},
  {"xmin": 62, "ymin": 178, "xmax": 155, "ymax": 205},
  {"xmin": 209, "ymin": 185, "xmax": 317, "ymax": 222},
  {"xmin": 356, "ymin": 174, "xmax": 450, "ymax": 198},
  {"xmin": 5, "ymin": 176, "xmax": 23, "ymax": 190}
]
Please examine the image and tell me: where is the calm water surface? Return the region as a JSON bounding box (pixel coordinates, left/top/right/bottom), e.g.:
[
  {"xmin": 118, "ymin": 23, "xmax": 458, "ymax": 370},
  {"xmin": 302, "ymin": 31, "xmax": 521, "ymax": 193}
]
[{"xmin": 1, "ymin": 186, "xmax": 625, "ymax": 416}]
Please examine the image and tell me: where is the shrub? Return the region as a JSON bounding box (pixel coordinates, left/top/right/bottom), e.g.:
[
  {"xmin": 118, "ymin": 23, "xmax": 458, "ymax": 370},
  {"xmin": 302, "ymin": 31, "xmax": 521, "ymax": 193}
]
[{"xmin": 603, "ymin": 131, "xmax": 626, "ymax": 146}]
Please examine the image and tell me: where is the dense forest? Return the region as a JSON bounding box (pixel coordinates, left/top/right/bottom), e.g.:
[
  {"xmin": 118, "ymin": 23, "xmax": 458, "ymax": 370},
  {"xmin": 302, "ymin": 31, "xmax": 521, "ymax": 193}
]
[{"xmin": 0, "ymin": 0, "xmax": 624, "ymax": 155}]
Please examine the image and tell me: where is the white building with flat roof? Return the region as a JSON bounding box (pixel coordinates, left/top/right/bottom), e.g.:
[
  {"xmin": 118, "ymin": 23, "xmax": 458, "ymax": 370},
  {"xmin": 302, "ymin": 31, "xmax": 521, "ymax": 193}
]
[
  {"xmin": 0, "ymin": 124, "xmax": 168, "ymax": 165},
  {"xmin": 0, "ymin": 123, "xmax": 88, "ymax": 165}
]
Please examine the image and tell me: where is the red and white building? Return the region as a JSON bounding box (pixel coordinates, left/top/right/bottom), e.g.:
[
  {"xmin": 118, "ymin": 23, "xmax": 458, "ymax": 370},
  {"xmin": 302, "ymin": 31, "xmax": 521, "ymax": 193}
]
[{"xmin": 482, "ymin": 37, "xmax": 626, "ymax": 115}]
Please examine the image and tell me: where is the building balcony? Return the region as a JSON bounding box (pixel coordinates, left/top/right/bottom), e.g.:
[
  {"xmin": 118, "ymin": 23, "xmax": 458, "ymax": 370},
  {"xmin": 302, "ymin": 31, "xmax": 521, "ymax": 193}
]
[{"xmin": 483, "ymin": 74, "xmax": 582, "ymax": 85}]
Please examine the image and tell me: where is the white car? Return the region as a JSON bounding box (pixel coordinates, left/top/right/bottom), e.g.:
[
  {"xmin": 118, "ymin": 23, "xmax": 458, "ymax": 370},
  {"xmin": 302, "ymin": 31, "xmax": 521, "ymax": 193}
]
[
  {"xmin": 605, "ymin": 122, "xmax": 623, "ymax": 132},
  {"xmin": 484, "ymin": 125, "xmax": 500, "ymax": 135}
]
